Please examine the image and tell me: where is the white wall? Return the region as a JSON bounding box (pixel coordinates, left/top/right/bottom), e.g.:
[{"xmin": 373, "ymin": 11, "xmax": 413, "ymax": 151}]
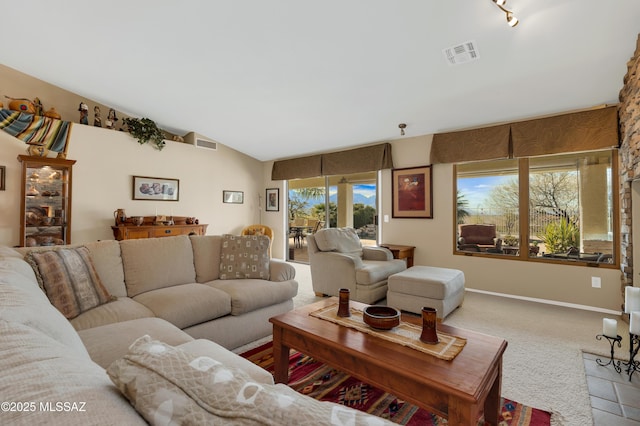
[
  {"xmin": 0, "ymin": 125, "xmax": 265, "ymax": 248},
  {"xmin": 380, "ymin": 135, "xmax": 622, "ymax": 312}
]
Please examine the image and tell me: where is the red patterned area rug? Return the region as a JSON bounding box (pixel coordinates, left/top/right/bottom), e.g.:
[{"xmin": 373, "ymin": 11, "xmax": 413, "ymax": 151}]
[{"xmin": 240, "ymin": 342, "xmax": 551, "ymax": 426}]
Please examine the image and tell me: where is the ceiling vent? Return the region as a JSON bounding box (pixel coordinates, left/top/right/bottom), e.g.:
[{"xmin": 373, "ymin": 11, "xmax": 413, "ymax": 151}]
[
  {"xmin": 184, "ymin": 132, "xmax": 217, "ymax": 151},
  {"xmin": 443, "ymin": 40, "xmax": 479, "ymax": 66}
]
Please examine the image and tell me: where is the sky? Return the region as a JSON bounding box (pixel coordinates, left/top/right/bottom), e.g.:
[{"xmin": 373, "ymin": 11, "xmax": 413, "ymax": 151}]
[{"xmin": 457, "ymin": 176, "xmax": 513, "ymax": 209}]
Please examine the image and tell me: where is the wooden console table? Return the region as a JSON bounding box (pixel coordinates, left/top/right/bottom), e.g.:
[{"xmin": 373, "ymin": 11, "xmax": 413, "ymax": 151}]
[
  {"xmin": 381, "ymin": 243, "xmax": 415, "ymax": 267},
  {"xmin": 112, "ymin": 223, "xmax": 207, "ymax": 241}
]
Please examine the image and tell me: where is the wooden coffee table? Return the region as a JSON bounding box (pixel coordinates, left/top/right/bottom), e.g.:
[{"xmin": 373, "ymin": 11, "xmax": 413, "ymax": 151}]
[{"xmin": 270, "ymin": 298, "xmax": 507, "ymax": 426}]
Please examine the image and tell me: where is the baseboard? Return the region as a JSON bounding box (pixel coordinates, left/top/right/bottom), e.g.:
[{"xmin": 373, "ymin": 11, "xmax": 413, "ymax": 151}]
[{"xmin": 466, "ymin": 288, "xmax": 621, "ymax": 315}]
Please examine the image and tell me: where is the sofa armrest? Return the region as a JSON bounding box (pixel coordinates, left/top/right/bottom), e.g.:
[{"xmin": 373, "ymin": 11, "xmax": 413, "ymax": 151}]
[
  {"xmin": 363, "ymin": 246, "xmax": 393, "ymax": 261},
  {"xmin": 269, "ymin": 259, "xmax": 296, "ymax": 282}
]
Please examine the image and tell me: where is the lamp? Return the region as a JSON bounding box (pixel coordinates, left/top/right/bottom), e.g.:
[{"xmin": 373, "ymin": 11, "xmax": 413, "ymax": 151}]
[
  {"xmin": 491, "ymin": 0, "xmax": 519, "ymax": 27},
  {"xmin": 398, "ymin": 123, "xmax": 406, "ymax": 136}
]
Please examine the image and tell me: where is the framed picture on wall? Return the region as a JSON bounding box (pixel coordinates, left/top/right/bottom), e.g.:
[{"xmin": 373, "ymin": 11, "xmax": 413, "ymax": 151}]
[
  {"xmin": 223, "ymin": 190, "xmax": 244, "ymax": 204},
  {"xmin": 132, "ymin": 176, "xmax": 179, "ymax": 201},
  {"xmin": 391, "ymin": 165, "xmax": 433, "ymax": 218},
  {"xmin": 266, "ymin": 188, "xmax": 279, "ymax": 211}
]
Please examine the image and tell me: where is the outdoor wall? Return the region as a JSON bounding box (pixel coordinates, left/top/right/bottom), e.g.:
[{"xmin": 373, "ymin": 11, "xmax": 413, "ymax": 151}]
[{"xmin": 381, "ymin": 135, "xmax": 622, "ymax": 312}]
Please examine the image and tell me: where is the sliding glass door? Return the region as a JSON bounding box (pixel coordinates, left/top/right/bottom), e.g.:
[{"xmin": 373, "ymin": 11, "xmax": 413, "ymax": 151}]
[{"xmin": 287, "ymin": 171, "xmax": 378, "ymax": 262}]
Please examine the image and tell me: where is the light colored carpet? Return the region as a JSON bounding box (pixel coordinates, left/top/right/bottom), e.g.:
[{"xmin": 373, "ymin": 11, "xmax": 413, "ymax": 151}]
[{"xmin": 239, "ymin": 262, "xmax": 628, "ymax": 426}]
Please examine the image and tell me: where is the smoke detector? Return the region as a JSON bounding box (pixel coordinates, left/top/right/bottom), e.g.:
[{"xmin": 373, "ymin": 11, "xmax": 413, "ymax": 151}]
[{"xmin": 443, "ymin": 40, "xmax": 480, "ymax": 66}]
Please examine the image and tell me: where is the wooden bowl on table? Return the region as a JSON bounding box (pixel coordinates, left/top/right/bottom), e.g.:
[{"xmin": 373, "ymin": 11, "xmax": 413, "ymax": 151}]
[{"xmin": 363, "ymin": 305, "xmax": 400, "ymax": 330}]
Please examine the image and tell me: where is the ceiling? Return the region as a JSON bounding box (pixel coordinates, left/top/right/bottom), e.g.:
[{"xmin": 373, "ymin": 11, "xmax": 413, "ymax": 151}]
[{"xmin": 2, "ymin": 1, "xmax": 639, "ymax": 161}]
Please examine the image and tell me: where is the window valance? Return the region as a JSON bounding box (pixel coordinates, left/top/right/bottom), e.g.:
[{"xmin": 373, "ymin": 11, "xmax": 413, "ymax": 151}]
[
  {"xmin": 430, "ymin": 106, "xmax": 619, "ymax": 164},
  {"xmin": 271, "ymin": 143, "xmax": 393, "ymax": 180},
  {"xmin": 430, "ymin": 124, "xmax": 511, "ymax": 164}
]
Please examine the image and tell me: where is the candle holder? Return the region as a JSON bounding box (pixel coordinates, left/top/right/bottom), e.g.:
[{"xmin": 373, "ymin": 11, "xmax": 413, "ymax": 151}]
[
  {"xmin": 595, "ymin": 334, "xmax": 622, "ymax": 373},
  {"xmin": 621, "ymin": 333, "xmax": 640, "ymax": 380},
  {"xmin": 596, "ymin": 332, "xmax": 639, "ymax": 380}
]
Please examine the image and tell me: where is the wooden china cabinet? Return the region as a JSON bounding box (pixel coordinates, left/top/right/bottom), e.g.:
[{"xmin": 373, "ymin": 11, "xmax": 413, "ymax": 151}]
[{"xmin": 18, "ymin": 155, "xmax": 76, "ymax": 247}]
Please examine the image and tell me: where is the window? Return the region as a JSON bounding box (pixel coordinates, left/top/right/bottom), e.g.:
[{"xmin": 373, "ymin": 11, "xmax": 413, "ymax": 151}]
[{"xmin": 455, "ymin": 149, "xmax": 617, "ymax": 266}]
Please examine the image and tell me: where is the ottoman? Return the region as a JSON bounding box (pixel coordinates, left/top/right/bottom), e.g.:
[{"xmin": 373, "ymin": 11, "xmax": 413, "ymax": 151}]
[{"xmin": 387, "ymin": 266, "xmax": 465, "ymax": 319}]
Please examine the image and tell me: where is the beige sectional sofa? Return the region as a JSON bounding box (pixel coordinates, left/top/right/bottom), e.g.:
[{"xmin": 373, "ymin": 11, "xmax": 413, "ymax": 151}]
[{"xmin": 0, "ymin": 235, "xmax": 394, "ymax": 425}]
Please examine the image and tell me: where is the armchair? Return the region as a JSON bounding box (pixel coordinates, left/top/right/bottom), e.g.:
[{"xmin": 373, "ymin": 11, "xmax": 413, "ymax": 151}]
[
  {"xmin": 307, "ymin": 227, "xmax": 406, "ymax": 304},
  {"xmin": 457, "ymin": 224, "xmax": 503, "ymax": 253}
]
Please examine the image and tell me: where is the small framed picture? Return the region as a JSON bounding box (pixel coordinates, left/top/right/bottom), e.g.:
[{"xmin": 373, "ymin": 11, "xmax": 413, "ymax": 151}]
[
  {"xmin": 266, "ymin": 188, "xmax": 279, "ymax": 211},
  {"xmin": 132, "ymin": 176, "xmax": 179, "ymax": 201},
  {"xmin": 392, "ymin": 165, "xmax": 433, "ymax": 218},
  {"xmin": 223, "ymin": 190, "xmax": 244, "ymax": 204},
  {"xmin": 0, "ymin": 166, "xmax": 5, "ymax": 191}
]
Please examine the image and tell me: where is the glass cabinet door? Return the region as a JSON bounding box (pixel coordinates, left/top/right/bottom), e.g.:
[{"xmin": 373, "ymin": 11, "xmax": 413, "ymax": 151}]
[{"xmin": 18, "ymin": 155, "xmax": 76, "ymax": 247}]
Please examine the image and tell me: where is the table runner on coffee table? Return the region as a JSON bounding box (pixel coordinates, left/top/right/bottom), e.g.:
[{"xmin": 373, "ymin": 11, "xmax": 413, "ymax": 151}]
[{"xmin": 310, "ymin": 303, "xmax": 466, "ymax": 361}]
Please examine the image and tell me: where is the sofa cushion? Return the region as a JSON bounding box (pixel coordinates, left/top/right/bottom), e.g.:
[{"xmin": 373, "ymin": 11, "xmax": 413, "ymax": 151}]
[
  {"xmin": 69, "ymin": 297, "xmax": 155, "ymax": 331},
  {"xmin": 313, "ymin": 227, "xmax": 363, "ymax": 257},
  {"xmin": 78, "ymin": 317, "xmax": 194, "ymax": 369},
  {"xmin": 24, "ymin": 246, "xmax": 114, "ymax": 319},
  {"xmin": 190, "ymin": 235, "xmax": 223, "ymax": 282},
  {"xmin": 219, "ymin": 234, "xmax": 270, "ymax": 280},
  {"xmin": 133, "ymin": 284, "xmax": 232, "ymax": 329},
  {"xmin": 208, "ymin": 279, "xmax": 298, "ymax": 315},
  {"xmin": 355, "ymin": 260, "xmax": 407, "ymax": 285},
  {"xmin": 107, "ymin": 335, "xmax": 393, "ymax": 426},
  {"xmin": 120, "ymin": 235, "xmax": 196, "ymax": 297},
  {"xmin": 83, "ymin": 240, "xmax": 128, "ymax": 297},
  {"xmin": 0, "ymin": 260, "xmax": 90, "ymax": 357},
  {"xmin": 0, "ymin": 320, "xmax": 147, "ymax": 426}
]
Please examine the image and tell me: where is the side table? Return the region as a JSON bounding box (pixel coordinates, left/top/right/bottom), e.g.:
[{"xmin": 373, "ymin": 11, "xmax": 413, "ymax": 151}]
[{"xmin": 380, "ymin": 244, "xmax": 415, "ymax": 267}]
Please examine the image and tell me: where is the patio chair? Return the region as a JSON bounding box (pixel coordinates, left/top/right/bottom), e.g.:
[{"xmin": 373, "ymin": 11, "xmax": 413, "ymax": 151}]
[{"xmin": 457, "ymin": 224, "xmax": 503, "ymax": 253}]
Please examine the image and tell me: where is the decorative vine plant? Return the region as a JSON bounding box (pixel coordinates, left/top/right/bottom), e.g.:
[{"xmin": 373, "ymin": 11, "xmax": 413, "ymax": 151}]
[{"xmin": 123, "ymin": 117, "xmax": 167, "ymax": 151}]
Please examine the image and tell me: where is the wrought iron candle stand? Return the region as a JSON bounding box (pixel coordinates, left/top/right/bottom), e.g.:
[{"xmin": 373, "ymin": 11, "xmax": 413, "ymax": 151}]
[
  {"xmin": 596, "ymin": 333, "xmax": 639, "ymax": 380},
  {"xmin": 595, "ymin": 334, "xmax": 622, "ymax": 373}
]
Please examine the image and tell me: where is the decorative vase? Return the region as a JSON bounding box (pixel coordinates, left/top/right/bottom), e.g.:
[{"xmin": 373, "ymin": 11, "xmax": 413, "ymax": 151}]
[
  {"xmin": 337, "ymin": 288, "xmax": 351, "ymax": 317},
  {"xmin": 131, "ymin": 216, "xmax": 144, "ymax": 226},
  {"xmin": 419, "ymin": 307, "xmax": 439, "ymax": 344}
]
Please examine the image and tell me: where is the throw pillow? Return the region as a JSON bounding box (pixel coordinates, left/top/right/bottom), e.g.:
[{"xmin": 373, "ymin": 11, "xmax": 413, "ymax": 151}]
[
  {"xmin": 25, "ymin": 246, "xmax": 115, "ymax": 319},
  {"xmin": 107, "ymin": 335, "xmax": 393, "ymax": 426},
  {"xmin": 219, "ymin": 234, "xmax": 270, "ymax": 280}
]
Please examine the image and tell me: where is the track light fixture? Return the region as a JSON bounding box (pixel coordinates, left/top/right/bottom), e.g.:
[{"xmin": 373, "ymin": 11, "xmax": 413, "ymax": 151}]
[{"xmin": 491, "ymin": 0, "xmax": 519, "ymax": 27}]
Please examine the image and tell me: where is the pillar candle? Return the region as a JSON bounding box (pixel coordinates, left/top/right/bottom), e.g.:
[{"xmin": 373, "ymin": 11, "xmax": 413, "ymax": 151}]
[
  {"xmin": 625, "ymin": 286, "xmax": 640, "ymax": 313},
  {"xmin": 603, "ymin": 318, "xmax": 618, "ymax": 338},
  {"xmin": 630, "ymin": 312, "xmax": 640, "ymax": 336}
]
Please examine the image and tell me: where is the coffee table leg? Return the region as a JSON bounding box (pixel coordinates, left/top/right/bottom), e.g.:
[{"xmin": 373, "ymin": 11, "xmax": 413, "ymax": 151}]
[
  {"xmin": 272, "ymin": 326, "xmax": 290, "ymax": 384},
  {"xmin": 483, "ymin": 360, "xmax": 502, "ymax": 426}
]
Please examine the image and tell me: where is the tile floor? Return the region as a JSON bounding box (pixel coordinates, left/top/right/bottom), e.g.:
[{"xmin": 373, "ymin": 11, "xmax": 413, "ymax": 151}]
[{"xmin": 584, "ymin": 352, "xmax": 640, "ymax": 425}]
